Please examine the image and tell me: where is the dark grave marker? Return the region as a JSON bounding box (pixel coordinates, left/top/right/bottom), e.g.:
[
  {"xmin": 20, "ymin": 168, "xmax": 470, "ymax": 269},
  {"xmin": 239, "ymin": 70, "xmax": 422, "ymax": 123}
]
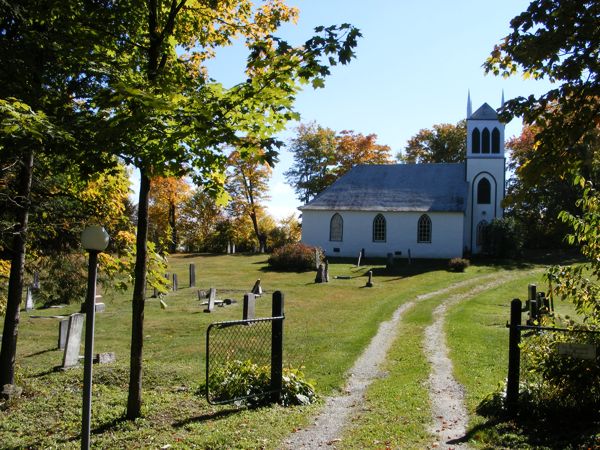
[
  {"xmin": 189, "ymin": 263, "xmax": 196, "ymax": 288},
  {"xmin": 243, "ymin": 293, "xmax": 256, "ymax": 320}
]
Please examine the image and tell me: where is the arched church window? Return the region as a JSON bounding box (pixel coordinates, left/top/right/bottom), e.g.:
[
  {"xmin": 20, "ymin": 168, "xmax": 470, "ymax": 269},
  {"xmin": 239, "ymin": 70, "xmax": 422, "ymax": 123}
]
[
  {"xmin": 476, "ymin": 220, "xmax": 488, "ymax": 246},
  {"xmin": 417, "ymin": 214, "xmax": 432, "ymax": 243},
  {"xmin": 471, "ymin": 128, "xmax": 480, "ymax": 153},
  {"xmin": 372, "ymin": 214, "xmax": 386, "ymax": 242},
  {"xmin": 482, "ymin": 128, "xmax": 491, "ymax": 153},
  {"xmin": 492, "ymin": 127, "xmax": 500, "ymax": 153},
  {"xmin": 477, "ymin": 178, "xmax": 491, "ymax": 204},
  {"xmin": 329, "ymin": 213, "xmax": 343, "ymax": 241}
]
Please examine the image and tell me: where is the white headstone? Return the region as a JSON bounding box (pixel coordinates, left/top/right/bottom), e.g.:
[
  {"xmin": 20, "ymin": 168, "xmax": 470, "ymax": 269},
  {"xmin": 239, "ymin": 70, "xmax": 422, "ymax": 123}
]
[
  {"xmin": 62, "ymin": 313, "xmax": 85, "ymax": 368},
  {"xmin": 25, "ymin": 286, "xmax": 34, "ymax": 311}
]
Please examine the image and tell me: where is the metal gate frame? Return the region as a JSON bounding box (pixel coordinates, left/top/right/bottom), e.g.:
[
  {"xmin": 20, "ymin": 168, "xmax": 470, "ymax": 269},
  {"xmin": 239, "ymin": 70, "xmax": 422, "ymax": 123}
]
[{"xmin": 205, "ymin": 291, "xmax": 284, "ymax": 405}]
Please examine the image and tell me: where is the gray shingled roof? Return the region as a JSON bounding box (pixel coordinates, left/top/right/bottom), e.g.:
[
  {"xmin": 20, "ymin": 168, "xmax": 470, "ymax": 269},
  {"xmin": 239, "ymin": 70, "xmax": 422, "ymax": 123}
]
[
  {"xmin": 470, "ymin": 103, "xmax": 498, "ymax": 120},
  {"xmin": 299, "ymin": 163, "xmax": 467, "ymax": 212}
]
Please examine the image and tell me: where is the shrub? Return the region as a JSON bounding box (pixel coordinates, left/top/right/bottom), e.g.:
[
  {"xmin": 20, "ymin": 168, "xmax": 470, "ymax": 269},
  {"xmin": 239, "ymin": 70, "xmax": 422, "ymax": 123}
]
[
  {"xmin": 203, "ymin": 360, "xmax": 317, "ymax": 407},
  {"xmin": 448, "ymin": 257, "xmax": 470, "ymax": 272},
  {"xmin": 482, "ymin": 217, "xmax": 524, "ymax": 258},
  {"xmin": 519, "ymin": 318, "xmax": 600, "ymax": 413},
  {"xmin": 267, "ymin": 243, "xmax": 323, "ymax": 271}
]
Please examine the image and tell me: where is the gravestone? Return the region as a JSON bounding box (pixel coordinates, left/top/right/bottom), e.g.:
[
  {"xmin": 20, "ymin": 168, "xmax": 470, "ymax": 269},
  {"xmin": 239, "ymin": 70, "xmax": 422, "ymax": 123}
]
[
  {"xmin": 366, "ymin": 270, "xmax": 374, "ymax": 288},
  {"xmin": 324, "ymin": 260, "xmax": 330, "ymax": 282},
  {"xmin": 315, "ymin": 264, "xmax": 325, "ymax": 283},
  {"xmin": 172, "ymin": 273, "xmax": 178, "ymax": 291},
  {"xmin": 315, "ymin": 248, "xmax": 321, "ymax": 270},
  {"xmin": 251, "ymin": 279, "xmax": 263, "ymax": 296},
  {"xmin": 25, "ymin": 285, "xmax": 34, "ymax": 311},
  {"xmin": 386, "ymin": 253, "xmax": 394, "ymax": 270},
  {"xmin": 58, "ymin": 318, "xmax": 69, "ymax": 350},
  {"xmin": 189, "ymin": 263, "xmax": 196, "ymax": 288},
  {"xmin": 232, "ymin": 243, "xmax": 236, "ymax": 254},
  {"xmin": 243, "ymin": 293, "xmax": 256, "ymax": 320},
  {"xmin": 197, "ymin": 290, "xmax": 207, "ymax": 300},
  {"xmin": 94, "ymin": 352, "xmax": 116, "ymax": 364},
  {"xmin": 61, "ymin": 313, "xmax": 85, "ymax": 369},
  {"xmin": 204, "ymin": 287, "xmax": 217, "ymax": 313},
  {"xmin": 356, "ymin": 250, "xmax": 362, "ymax": 267}
]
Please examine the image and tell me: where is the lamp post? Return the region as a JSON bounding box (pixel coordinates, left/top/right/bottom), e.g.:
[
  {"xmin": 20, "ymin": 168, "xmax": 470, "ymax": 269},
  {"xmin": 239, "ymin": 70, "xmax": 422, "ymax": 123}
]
[{"xmin": 81, "ymin": 226, "xmax": 109, "ymax": 450}]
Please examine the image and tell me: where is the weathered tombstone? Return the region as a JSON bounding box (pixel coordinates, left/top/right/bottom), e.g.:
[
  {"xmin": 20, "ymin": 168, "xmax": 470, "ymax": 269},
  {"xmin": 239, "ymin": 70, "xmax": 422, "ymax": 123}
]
[
  {"xmin": 243, "ymin": 293, "xmax": 256, "ymax": 320},
  {"xmin": 366, "ymin": 270, "xmax": 374, "ymax": 288},
  {"xmin": 324, "ymin": 260, "xmax": 330, "ymax": 282},
  {"xmin": 61, "ymin": 313, "xmax": 85, "ymax": 369},
  {"xmin": 25, "ymin": 285, "xmax": 34, "ymax": 311},
  {"xmin": 386, "ymin": 253, "xmax": 394, "ymax": 270},
  {"xmin": 58, "ymin": 318, "xmax": 69, "ymax": 350},
  {"xmin": 356, "ymin": 250, "xmax": 362, "ymax": 267},
  {"xmin": 315, "ymin": 248, "xmax": 321, "ymax": 270},
  {"xmin": 251, "ymin": 279, "xmax": 263, "ymax": 296},
  {"xmin": 204, "ymin": 287, "xmax": 216, "ymax": 313},
  {"xmin": 172, "ymin": 273, "xmax": 178, "ymax": 291},
  {"xmin": 315, "ymin": 264, "xmax": 325, "ymax": 283},
  {"xmin": 94, "ymin": 352, "xmax": 116, "ymax": 364},
  {"xmin": 189, "ymin": 263, "xmax": 196, "ymax": 288},
  {"xmin": 197, "ymin": 290, "xmax": 207, "ymax": 300},
  {"xmin": 232, "ymin": 243, "xmax": 236, "ymax": 254}
]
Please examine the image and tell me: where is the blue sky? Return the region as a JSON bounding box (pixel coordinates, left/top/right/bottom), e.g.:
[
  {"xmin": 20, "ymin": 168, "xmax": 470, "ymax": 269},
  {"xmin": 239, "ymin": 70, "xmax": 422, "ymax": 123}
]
[{"xmin": 221, "ymin": 0, "xmax": 553, "ymax": 219}]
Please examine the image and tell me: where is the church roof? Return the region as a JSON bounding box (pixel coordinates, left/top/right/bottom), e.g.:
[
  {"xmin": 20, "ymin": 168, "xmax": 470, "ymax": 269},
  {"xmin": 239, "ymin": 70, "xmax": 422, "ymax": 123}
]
[
  {"xmin": 469, "ymin": 103, "xmax": 498, "ymax": 120},
  {"xmin": 299, "ymin": 163, "xmax": 467, "ymax": 212}
]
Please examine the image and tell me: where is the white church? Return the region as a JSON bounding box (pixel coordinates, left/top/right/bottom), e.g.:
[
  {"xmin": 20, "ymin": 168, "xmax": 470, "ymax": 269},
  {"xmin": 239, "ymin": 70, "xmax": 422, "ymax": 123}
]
[{"xmin": 299, "ymin": 98, "xmax": 506, "ymax": 259}]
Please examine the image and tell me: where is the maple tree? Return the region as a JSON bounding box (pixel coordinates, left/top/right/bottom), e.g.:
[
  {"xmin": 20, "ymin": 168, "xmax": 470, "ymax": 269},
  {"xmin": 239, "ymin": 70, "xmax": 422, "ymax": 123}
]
[
  {"xmin": 485, "ymin": 0, "xmax": 599, "ymax": 174},
  {"xmin": 86, "ymin": 0, "xmax": 360, "ymax": 418},
  {"xmin": 334, "ymin": 130, "xmax": 393, "ymax": 177},
  {"xmin": 286, "ymin": 123, "xmax": 392, "ymax": 202},
  {"xmin": 148, "ymin": 176, "xmax": 191, "ymax": 252},
  {"xmin": 400, "ymin": 121, "xmax": 466, "ymax": 164},
  {"xmin": 226, "ymin": 148, "xmax": 272, "ymax": 252}
]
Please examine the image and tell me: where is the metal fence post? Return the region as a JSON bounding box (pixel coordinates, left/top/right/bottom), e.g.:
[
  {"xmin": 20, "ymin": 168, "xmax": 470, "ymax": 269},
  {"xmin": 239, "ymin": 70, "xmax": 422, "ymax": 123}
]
[
  {"xmin": 507, "ymin": 298, "xmax": 522, "ymax": 414},
  {"xmin": 271, "ymin": 291, "xmax": 284, "ymax": 404}
]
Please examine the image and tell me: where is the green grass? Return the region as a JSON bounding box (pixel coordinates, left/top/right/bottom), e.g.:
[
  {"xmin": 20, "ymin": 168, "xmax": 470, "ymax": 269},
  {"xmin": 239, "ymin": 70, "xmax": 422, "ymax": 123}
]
[{"xmin": 0, "ymin": 253, "xmax": 582, "ymax": 448}]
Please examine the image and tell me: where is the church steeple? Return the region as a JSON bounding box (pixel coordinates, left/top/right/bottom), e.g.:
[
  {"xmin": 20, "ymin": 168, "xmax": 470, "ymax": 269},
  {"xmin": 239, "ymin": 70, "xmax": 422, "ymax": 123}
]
[
  {"xmin": 501, "ymin": 89, "xmax": 505, "ymax": 108},
  {"xmin": 467, "ymin": 90, "xmax": 472, "ymax": 118}
]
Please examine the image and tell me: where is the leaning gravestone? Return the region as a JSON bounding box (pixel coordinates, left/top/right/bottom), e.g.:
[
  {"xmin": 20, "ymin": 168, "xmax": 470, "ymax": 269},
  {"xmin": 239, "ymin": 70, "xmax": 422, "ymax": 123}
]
[
  {"xmin": 25, "ymin": 285, "xmax": 34, "ymax": 311},
  {"xmin": 251, "ymin": 279, "xmax": 263, "ymax": 296},
  {"xmin": 58, "ymin": 318, "xmax": 69, "ymax": 350},
  {"xmin": 204, "ymin": 287, "xmax": 217, "ymax": 313},
  {"xmin": 243, "ymin": 293, "xmax": 256, "ymax": 320},
  {"xmin": 61, "ymin": 313, "xmax": 85, "ymax": 369}
]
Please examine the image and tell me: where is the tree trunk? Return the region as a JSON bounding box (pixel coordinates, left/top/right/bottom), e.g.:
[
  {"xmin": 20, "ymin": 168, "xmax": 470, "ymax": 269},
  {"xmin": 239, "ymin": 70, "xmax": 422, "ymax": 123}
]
[
  {"xmin": 0, "ymin": 148, "xmax": 34, "ymax": 388},
  {"xmin": 168, "ymin": 200, "xmax": 176, "ymax": 253},
  {"xmin": 126, "ymin": 169, "xmax": 151, "ymax": 419}
]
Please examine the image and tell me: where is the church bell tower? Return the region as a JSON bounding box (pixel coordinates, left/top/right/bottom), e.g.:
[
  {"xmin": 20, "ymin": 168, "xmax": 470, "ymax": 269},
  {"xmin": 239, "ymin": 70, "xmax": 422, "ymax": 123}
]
[{"xmin": 464, "ymin": 94, "xmax": 506, "ymax": 253}]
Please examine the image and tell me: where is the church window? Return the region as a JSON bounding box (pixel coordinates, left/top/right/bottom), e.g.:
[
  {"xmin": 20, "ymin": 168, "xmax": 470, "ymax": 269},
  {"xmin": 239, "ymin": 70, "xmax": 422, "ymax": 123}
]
[
  {"xmin": 476, "ymin": 220, "xmax": 488, "ymax": 246},
  {"xmin": 477, "ymin": 178, "xmax": 491, "ymax": 204},
  {"xmin": 417, "ymin": 214, "xmax": 432, "ymax": 243},
  {"xmin": 329, "ymin": 213, "xmax": 343, "ymax": 241},
  {"xmin": 482, "ymin": 128, "xmax": 491, "ymax": 153},
  {"xmin": 471, "ymin": 128, "xmax": 480, "ymax": 153},
  {"xmin": 372, "ymin": 214, "xmax": 386, "ymax": 242},
  {"xmin": 492, "ymin": 127, "xmax": 500, "ymax": 153}
]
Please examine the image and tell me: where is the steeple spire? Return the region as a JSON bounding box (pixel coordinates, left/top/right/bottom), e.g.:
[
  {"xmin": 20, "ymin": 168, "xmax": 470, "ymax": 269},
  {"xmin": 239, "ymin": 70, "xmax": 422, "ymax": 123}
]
[
  {"xmin": 467, "ymin": 90, "xmax": 472, "ymax": 118},
  {"xmin": 501, "ymin": 89, "xmax": 505, "ymax": 108}
]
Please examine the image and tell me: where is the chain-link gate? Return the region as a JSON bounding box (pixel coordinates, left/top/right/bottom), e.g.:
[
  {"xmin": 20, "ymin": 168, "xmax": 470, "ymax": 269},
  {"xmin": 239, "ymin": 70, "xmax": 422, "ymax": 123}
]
[{"xmin": 205, "ymin": 291, "xmax": 284, "ymax": 405}]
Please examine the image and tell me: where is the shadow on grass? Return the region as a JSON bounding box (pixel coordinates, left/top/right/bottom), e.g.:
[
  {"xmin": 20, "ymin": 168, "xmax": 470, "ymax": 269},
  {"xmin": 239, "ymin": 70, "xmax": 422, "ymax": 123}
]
[
  {"xmin": 24, "ymin": 347, "xmax": 57, "ymax": 358},
  {"xmin": 172, "ymin": 407, "xmax": 241, "ymax": 428},
  {"xmin": 470, "ymin": 394, "xmax": 600, "ymax": 449}
]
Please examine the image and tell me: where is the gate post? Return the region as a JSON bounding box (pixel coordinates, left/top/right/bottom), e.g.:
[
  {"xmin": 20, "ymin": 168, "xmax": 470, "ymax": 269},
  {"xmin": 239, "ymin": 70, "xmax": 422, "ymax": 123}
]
[
  {"xmin": 507, "ymin": 298, "xmax": 522, "ymax": 414},
  {"xmin": 271, "ymin": 291, "xmax": 284, "ymax": 403}
]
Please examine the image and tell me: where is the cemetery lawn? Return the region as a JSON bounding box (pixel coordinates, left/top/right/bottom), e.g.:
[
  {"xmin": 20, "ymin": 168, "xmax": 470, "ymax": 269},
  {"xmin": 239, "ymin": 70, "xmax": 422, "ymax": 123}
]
[{"xmin": 0, "ymin": 253, "xmax": 588, "ymax": 448}]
